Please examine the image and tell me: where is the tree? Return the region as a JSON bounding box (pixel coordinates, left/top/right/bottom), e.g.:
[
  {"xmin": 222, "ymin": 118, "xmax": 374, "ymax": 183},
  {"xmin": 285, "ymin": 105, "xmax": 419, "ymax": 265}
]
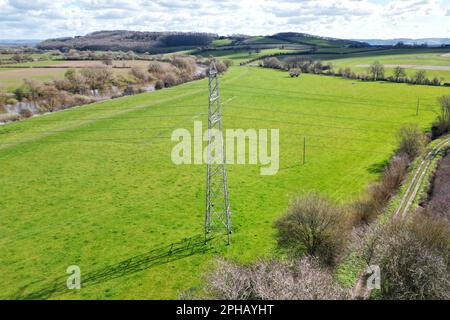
[
  {"xmin": 393, "ymin": 66, "xmax": 406, "ymax": 82},
  {"xmin": 413, "ymin": 70, "xmax": 427, "ymax": 84},
  {"xmin": 368, "ymin": 61, "xmax": 385, "ymax": 81},
  {"xmin": 275, "ymin": 193, "xmax": 349, "ymax": 265}
]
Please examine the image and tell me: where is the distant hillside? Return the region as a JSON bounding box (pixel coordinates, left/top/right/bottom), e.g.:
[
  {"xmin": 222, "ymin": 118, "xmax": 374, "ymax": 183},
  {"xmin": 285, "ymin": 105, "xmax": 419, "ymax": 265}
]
[
  {"xmin": 355, "ymin": 38, "xmax": 450, "ymax": 47},
  {"xmin": 271, "ymin": 33, "xmax": 369, "ymax": 48},
  {"xmin": 38, "ymin": 30, "xmax": 217, "ymax": 53},
  {"xmin": 0, "ymin": 39, "xmax": 42, "ymax": 47}
]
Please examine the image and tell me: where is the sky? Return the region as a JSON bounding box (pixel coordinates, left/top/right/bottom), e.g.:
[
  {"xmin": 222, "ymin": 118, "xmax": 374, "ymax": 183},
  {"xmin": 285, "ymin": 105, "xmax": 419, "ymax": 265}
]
[{"xmin": 0, "ymin": 0, "xmax": 449, "ymax": 40}]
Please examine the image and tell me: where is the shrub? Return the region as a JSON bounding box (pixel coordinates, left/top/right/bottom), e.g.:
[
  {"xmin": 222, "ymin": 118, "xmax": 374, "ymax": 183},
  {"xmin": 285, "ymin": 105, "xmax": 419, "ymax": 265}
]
[
  {"xmin": 0, "ymin": 113, "xmax": 21, "ymax": 123},
  {"xmin": 431, "ymin": 77, "xmax": 441, "ymax": 86},
  {"xmin": 223, "ymin": 59, "xmax": 233, "ymax": 68},
  {"xmin": 148, "ymin": 61, "xmax": 164, "ymax": 76},
  {"xmin": 154, "ymin": 80, "xmax": 165, "ymax": 90},
  {"xmin": 262, "ymin": 57, "xmax": 282, "ymax": 70},
  {"xmin": 288, "ymin": 68, "xmax": 301, "ymax": 78},
  {"xmin": 19, "ymin": 109, "xmax": 33, "ymax": 118},
  {"xmin": 6, "ymin": 98, "xmax": 18, "ymax": 105},
  {"xmin": 130, "ymin": 66, "xmax": 150, "ymax": 83},
  {"xmin": 275, "ymin": 193, "xmax": 349, "ymax": 265},
  {"xmin": 171, "ymin": 56, "xmax": 196, "ymax": 74},
  {"xmin": 205, "ymin": 257, "xmax": 348, "ymax": 300},
  {"xmin": 14, "ymin": 87, "xmax": 26, "ymax": 101},
  {"xmin": 397, "ymin": 125, "xmax": 426, "ymax": 161},
  {"xmin": 432, "ymin": 95, "xmax": 450, "ymax": 138},
  {"xmin": 353, "ymin": 154, "xmax": 409, "ymax": 225},
  {"xmin": 372, "ymin": 216, "xmax": 450, "ymax": 299},
  {"xmin": 80, "ymin": 66, "xmax": 115, "ymax": 91},
  {"xmin": 163, "ymin": 73, "xmax": 180, "ymax": 88},
  {"xmin": 341, "ymin": 67, "xmax": 353, "ymax": 79}
]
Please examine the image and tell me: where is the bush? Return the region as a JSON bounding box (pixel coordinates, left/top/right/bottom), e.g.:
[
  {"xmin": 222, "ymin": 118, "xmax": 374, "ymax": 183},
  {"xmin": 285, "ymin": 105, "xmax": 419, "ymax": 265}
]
[
  {"xmin": 262, "ymin": 57, "xmax": 283, "ymax": 70},
  {"xmin": 154, "ymin": 80, "xmax": 165, "ymax": 90},
  {"xmin": 171, "ymin": 56, "xmax": 196, "ymax": 74},
  {"xmin": 130, "ymin": 66, "xmax": 150, "ymax": 83},
  {"xmin": 275, "ymin": 193, "xmax": 349, "ymax": 265},
  {"xmin": 14, "ymin": 87, "xmax": 26, "ymax": 101},
  {"xmin": 205, "ymin": 257, "xmax": 348, "ymax": 300},
  {"xmin": 163, "ymin": 73, "xmax": 180, "ymax": 88},
  {"xmin": 397, "ymin": 125, "xmax": 426, "ymax": 161},
  {"xmin": 19, "ymin": 109, "xmax": 33, "ymax": 118},
  {"xmin": 0, "ymin": 113, "xmax": 21, "ymax": 123},
  {"xmin": 288, "ymin": 68, "xmax": 301, "ymax": 78},
  {"xmin": 372, "ymin": 216, "xmax": 450, "ymax": 299},
  {"xmin": 223, "ymin": 59, "xmax": 233, "ymax": 68},
  {"xmin": 6, "ymin": 98, "xmax": 18, "ymax": 105},
  {"xmin": 432, "ymin": 95, "xmax": 450, "ymax": 138},
  {"xmin": 148, "ymin": 61, "xmax": 165, "ymax": 76},
  {"xmin": 352, "ymin": 154, "xmax": 409, "ymax": 225}
]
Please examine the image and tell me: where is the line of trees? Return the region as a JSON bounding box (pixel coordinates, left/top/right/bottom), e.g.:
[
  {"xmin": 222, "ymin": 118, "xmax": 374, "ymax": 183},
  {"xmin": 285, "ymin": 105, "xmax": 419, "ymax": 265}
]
[
  {"xmin": 0, "ymin": 55, "xmax": 230, "ymax": 123},
  {"xmin": 260, "ymin": 57, "xmax": 446, "ymax": 87}
]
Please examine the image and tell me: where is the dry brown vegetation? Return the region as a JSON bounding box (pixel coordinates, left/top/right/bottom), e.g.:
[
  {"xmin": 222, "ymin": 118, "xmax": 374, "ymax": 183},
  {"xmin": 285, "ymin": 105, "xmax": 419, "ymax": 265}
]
[
  {"xmin": 352, "ymin": 214, "xmax": 450, "ymax": 299},
  {"xmin": 204, "ymin": 256, "xmax": 348, "ymax": 300},
  {"xmin": 0, "ymin": 54, "xmax": 216, "ymax": 123}
]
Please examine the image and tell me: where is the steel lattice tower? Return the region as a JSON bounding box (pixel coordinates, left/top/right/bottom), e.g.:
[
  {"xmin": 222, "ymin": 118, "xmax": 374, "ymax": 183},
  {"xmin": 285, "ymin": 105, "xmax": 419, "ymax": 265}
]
[{"xmin": 205, "ymin": 62, "xmax": 232, "ymax": 244}]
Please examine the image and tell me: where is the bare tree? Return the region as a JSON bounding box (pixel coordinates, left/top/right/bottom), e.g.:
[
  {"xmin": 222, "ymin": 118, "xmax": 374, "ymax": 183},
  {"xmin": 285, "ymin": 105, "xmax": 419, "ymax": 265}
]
[
  {"xmin": 275, "ymin": 193, "xmax": 349, "ymax": 265},
  {"xmin": 368, "ymin": 61, "xmax": 385, "ymax": 81},
  {"xmin": 393, "ymin": 66, "xmax": 406, "ymax": 82}
]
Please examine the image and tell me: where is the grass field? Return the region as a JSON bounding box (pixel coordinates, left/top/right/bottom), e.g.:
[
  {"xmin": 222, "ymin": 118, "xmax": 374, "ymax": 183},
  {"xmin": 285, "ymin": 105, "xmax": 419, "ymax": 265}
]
[
  {"xmin": 198, "ymin": 48, "xmax": 306, "ymax": 64},
  {"xmin": 0, "ymin": 66, "xmax": 448, "ymax": 299},
  {"xmin": 319, "ymin": 48, "xmax": 450, "ymax": 82},
  {"xmin": 0, "ymin": 60, "xmax": 146, "ymax": 92}
]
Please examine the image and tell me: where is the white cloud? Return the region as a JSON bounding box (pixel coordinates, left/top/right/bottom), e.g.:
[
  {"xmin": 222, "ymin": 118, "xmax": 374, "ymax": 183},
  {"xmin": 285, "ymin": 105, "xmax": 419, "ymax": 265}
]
[{"xmin": 0, "ymin": 0, "xmax": 448, "ymax": 39}]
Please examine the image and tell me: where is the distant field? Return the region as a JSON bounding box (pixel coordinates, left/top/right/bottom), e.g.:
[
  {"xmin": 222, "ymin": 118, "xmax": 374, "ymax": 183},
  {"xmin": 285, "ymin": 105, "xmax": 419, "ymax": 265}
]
[
  {"xmin": 197, "ymin": 48, "xmax": 306, "ymax": 64},
  {"xmin": 1, "ymin": 67, "xmax": 448, "ymax": 299},
  {"xmin": 318, "ymin": 48, "xmax": 450, "ymax": 82},
  {"xmin": 0, "ymin": 60, "xmax": 151, "ymax": 92}
]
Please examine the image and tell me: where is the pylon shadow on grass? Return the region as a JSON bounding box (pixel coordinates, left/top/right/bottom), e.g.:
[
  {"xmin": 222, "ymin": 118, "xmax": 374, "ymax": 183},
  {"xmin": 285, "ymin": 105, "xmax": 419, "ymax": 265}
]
[{"xmin": 11, "ymin": 234, "xmax": 220, "ymax": 300}]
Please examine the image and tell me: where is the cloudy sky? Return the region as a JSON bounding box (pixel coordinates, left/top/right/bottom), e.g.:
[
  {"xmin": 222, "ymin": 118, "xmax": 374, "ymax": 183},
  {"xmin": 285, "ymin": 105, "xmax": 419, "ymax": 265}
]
[{"xmin": 0, "ymin": 0, "xmax": 449, "ymax": 40}]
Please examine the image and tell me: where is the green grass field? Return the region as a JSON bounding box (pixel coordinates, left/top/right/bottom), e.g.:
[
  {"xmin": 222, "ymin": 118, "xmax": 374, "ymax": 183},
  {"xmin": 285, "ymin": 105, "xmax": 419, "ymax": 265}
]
[
  {"xmin": 198, "ymin": 48, "xmax": 306, "ymax": 64},
  {"xmin": 319, "ymin": 48, "xmax": 450, "ymax": 82},
  {"xmin": 0, "ymin": 66, "xmax": 448, "ymax": 299}
]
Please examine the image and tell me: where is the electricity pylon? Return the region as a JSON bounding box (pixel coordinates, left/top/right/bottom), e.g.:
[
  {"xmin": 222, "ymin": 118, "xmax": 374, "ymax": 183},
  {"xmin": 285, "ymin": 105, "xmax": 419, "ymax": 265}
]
[{"xmin": 205, "ymin": 61, "xmax": 232, "ymax": 245}]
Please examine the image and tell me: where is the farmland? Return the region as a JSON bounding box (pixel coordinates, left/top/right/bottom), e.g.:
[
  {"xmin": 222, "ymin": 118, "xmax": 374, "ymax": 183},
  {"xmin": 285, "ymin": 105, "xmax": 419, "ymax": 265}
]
[
  {"xmin": 316, "ymin": 48, "xmax": 450, "ymax": 82},
  {"xmin": 1, "ymin": 66, "xmax": 447, "ymax": 299},
  {"xmin": 0, "ymin": 60, "xmax": 151, "ymax": 92}
]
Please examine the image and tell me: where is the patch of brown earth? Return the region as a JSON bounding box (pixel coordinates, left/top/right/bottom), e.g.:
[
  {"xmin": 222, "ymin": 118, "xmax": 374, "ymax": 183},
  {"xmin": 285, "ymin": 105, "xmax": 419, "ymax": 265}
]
[{"xmin": 427, "ymin": 150, "xmax": 450, "ymax": 218}]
